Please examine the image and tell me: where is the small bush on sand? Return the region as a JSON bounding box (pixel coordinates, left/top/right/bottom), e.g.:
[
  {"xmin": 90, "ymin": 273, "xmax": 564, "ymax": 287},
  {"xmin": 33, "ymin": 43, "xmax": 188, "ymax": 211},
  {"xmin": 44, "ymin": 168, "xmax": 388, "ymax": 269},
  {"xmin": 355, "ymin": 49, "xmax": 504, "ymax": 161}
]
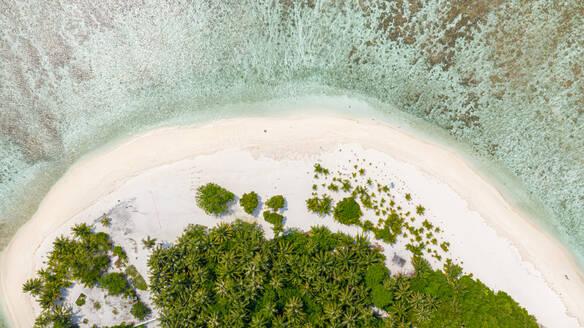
[
  {"xmin": 265, "ymin": 195, "xmax": 285, "ymax": 211},
  {"xmin": 333, "ymin": 197, "xmax": 362, "ymax": 225},
  {"xmin": 98, "ymin": 273, "xmax": 130, "ymax": 296},
  {"xmin": 239, "ymin": 191, "xmax": 259, "ymax": 214},
  {"xmin": 130, "ymin": 301, "xmax": 151, "ymax": 321},
  {"xmin": 196, "ymin": 183, "xmax": 235, "ymax": 215},
  {"xmin": 125, "ymin": 265, "xmax": 148, "ymax": 290}
]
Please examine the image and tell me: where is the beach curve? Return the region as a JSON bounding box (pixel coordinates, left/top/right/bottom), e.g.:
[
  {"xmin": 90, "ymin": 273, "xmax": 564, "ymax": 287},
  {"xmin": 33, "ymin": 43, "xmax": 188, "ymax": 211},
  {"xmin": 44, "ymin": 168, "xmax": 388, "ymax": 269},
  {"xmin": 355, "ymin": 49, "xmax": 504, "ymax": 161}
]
[{"xmin": 1, "ymin": 115, "xmax": 583, "ymax": 327}]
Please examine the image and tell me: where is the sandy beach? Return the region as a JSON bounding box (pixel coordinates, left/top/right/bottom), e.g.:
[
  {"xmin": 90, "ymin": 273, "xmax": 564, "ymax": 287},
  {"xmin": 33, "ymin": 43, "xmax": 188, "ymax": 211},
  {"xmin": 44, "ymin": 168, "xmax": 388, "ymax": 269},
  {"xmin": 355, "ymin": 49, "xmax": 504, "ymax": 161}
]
[{"xmin": 1, "ymin": 115, "xmax": 583, "ymax": 327}]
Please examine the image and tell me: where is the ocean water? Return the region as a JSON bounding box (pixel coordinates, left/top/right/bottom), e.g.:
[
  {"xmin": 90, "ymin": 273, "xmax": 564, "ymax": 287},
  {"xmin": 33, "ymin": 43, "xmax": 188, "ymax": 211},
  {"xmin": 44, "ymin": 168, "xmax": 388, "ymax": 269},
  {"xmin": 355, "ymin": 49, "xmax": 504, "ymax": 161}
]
[{"xmin": 0, "ymin": 0, "xmax": 583, "ymax": 325}]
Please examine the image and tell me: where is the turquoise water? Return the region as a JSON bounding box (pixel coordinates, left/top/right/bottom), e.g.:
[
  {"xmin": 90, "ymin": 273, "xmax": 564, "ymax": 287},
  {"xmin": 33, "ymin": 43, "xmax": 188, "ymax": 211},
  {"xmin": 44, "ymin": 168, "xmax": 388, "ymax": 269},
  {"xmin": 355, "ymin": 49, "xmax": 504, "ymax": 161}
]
[{"xmin": 0, "ymin": 1, "xmax": 583, "ymax": 325}]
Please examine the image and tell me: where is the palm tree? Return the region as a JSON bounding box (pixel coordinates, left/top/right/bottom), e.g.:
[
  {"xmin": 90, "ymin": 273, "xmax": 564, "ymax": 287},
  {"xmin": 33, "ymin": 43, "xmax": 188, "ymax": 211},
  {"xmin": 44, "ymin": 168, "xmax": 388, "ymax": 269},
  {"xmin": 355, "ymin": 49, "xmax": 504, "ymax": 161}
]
[
  {"xmin": 249, "ymin": 313, "xmax": 266, "ymax": 328},
  {"xmin": 341, "ymin": 308, "xmax": 360, "ymax": 327},
  {"xmin": 336, "ymin": 246, "xmax": 356, "ymax": 272},
  {"xmin": 205, "ymin": 311, "xmax": 221, "ymax": 328},
  {"xmin": 49, "ymin": 304, "xmax": 77, "ymax": 328},
  {"xmin": 142, "ymin": 235, "xmax": 157, "ymax": 249},
  {"xmin": 284, "ymin": 296, "xmax": 305, "ymax": 324},
  {"xmin": 393, "ymin": 278, "xmax": 411, "ymax": 301},
  {"xmin": 271, "ymin": 315, "xmax": 287, "ymax": 328},
  {"xmin": 389, "ymin": 300, "xmax": 410, "ymax": 324},
  {"xmin": 315, "ymin": 250, "xmax": 333, "ymax": 274},
  {"xmin": 337, "ymin": 286, "xmax": 354, "ymax": 306},
  {"xmin": 100, "ymin": 215, "xmax": 111, "ymax": 227},
  {"xmin": 71, "ymin": 223, "xmax": 92, "ymax": 239},
  {"xmin": 22, "ymin": 278, "xmax": 43, "ymax": 296},
  {"xmin": 52, "ymin": 236, "xmax": 72, "ymax": 254},
  {"xmin": 323, "ymin": 302, "xmax": 342, "ymax": 323},
  {"xmin": 261, "ymin": 300, "xmax": 277, "ymax": 320},
  {"xmin": 212, "ymin": 222, "xmax": 233, "ymax": 245}
]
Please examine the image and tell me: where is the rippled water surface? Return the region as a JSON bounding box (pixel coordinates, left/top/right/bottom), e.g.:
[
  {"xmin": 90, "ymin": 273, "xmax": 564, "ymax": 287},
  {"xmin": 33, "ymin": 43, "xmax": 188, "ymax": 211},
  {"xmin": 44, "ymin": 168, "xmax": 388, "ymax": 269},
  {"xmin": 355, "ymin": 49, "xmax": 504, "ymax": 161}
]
[{"xmin": 1, "ymin": 1, "xmax": 583, "ymax": 324}]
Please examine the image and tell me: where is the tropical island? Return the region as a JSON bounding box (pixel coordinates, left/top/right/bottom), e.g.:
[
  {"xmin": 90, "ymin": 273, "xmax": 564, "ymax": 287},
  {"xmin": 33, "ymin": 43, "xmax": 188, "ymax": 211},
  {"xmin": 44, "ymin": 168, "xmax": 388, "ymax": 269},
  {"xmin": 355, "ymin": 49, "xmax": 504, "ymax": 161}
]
[
  {"xmin": 24, "ymin": 163, "xmax": 536, "ymax": 327},
  {"xmin": 2, "ymin": 117, "xmax": 583, "ymax": 328}
]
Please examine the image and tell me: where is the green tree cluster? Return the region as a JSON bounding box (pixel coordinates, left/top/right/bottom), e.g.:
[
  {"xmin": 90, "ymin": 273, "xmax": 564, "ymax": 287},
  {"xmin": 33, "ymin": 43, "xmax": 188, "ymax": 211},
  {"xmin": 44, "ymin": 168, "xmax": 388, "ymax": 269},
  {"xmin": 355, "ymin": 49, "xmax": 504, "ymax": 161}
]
[
  {"xmin": 148, "ymin": 221, "xmax": 386, "ymax": 327},
  {"xmin": 305, "ymin": 195, "xmax": 333, "ymax": 215},
  {"xmin": 33, "ymin": 305, "xmax": 78, "ymax": 328},
  {"xmin": 23, "ymin": 223, "xmax": 151, "ymax": 327},
  {"xmin": 99, "ymin": 272, "xmax": 131, "ymax": 296},
  {"xmin": 239, "ymin": 191, "xmax": 260, "ymax": 214},
  {"xmin": 23, "ymin": 224, "xmax": 112, "ymax": 327},
  {"xmin": 266, "ymin": 195, "xmax": 285, "ymax": 211},
  {"xmin": 196, "ymin": 183, "xmax": 235, "ymax": 215},
  {"xmin": 148, "ymin": 222, "xmax": 538, "ymax": 327}
]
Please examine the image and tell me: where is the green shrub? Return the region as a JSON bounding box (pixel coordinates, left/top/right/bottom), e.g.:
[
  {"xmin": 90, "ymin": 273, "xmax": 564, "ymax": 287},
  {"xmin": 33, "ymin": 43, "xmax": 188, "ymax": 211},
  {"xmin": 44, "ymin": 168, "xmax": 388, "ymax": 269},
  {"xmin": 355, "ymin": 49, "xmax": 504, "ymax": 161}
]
[
  {"xmin": 125, "ymin": 265, "xmax": 148, "ymax": 290},
  {"xmin": 365, "ymin": 263, "xmax": 389, "ymax": 288},
  {"xmin": 107, "ymin": 324, "xmax": 132, "ymax": 328},
  {"xmin": 341, "ymin": 179, "xmax": 352, "ymax": 192},
  {"xmin": 373, "ymin": 226, "xmax": 397, "ymax": 244},
  {"xmin": 196, "ymin": 183, "xmax": 235, "ymax": 215},
  {"xmin": 141, "ymin": 236, "xmax": 157, "ymax": 249},
  {"xmin": 327, "ymin": 183, "xmax": 339, "ymax": 192},
  {"xmin": 265, "ymin": 195, "xmax": 285, "ymax": 211},
  {"xmin": 306, "ymin": 195, "xmax": 333, "ymax": 215},
  {"xmin": 130, "ymin": 301, "xmax": 151, "ymax": 321},
  {"xmin": 370, "ymin": 285, "xmax": 393, "ymax": 308},
  {"xmin": 75, "ymin": 293, "xmax": 86, "ymax": 306},
  {"xmin": 263, "ymin": 211, "xmax": 285, "ymax": 236},
  {"xmin": 100, "ymin": 216, "xmax": 112, "ymax": 227},
  {"xmin": 333, "ymin": 197, "xmax": 362, "ymax": 225},
  {"xmin": 239, "ymin": 191, "xmax": 259, "ymax": 214},
  {"xmin": 313, "ymin": 163, "xmax": 329, "ymax": 175},
  {"xmin": 113, "ymin": 246, "xmax": 127, "ymax": 260},
  {"xmin": 98, "ymin": 273, "xmax": 130, "ymax": 296},
  {"xmin": 263, "ymin": 211, "xmax": 284, "ymax": 226},
  {"xmin": 440, "ymin": 241, "xmax": 451, "ymax": 253}
]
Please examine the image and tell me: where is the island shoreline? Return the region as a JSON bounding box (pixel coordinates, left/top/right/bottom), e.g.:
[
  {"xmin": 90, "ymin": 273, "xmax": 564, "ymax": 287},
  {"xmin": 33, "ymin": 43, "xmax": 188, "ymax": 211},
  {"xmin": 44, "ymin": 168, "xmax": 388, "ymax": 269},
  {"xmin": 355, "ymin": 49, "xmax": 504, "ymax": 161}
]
[{"xmin": 1, "ymin": 115, "xmax": 583, "ymax": 327}]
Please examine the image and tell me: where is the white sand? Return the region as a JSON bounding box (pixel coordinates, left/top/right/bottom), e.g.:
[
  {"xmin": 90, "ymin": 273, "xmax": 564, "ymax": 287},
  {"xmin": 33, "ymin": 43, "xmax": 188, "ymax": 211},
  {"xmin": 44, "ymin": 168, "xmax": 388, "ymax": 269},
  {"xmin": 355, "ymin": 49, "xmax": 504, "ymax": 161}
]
[{"xmin": 1, "ymin": 116, "xmax": 583, "ymax": 327}]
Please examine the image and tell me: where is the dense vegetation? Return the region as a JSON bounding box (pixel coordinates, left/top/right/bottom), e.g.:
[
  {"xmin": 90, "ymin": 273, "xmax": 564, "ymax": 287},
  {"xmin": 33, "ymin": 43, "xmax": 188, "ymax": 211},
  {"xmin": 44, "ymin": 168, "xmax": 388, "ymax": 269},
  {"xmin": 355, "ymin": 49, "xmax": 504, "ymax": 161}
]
[
  {"xmin": 25, "ymin": 169, "xmax": 539, "ymax": 327},
  {"xmin": 23, "ymin": 223, "xmax": 151, "ymax": 327},
  {"xmin": 196, "ymin": 183, "xmax": 235, "ymax": 215},
  {"xmin": 148, "ymin": 221, "xmax": 538, "ymax": 328},
  {"xmin": 240, "ymin": 191, "xmax": 260, "ymax": 214}
]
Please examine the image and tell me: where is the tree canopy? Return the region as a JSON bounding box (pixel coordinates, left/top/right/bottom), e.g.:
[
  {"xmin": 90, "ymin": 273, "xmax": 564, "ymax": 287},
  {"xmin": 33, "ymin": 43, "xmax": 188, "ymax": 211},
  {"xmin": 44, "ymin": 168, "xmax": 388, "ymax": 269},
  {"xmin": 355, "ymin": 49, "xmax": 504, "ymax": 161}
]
[
  {"xmin": 196, "ymin": 183, "xmax": 235, "ymax": 215},
  {"xmin": 333, "ymin": 197, "xmax": 362, "ymax": 225},
  {"xmin": 148, "ymin": 221, "xmax": 538, "ymax": 328},
  {"xmin": 239, "ymin": 191, "xmax": 260, "ymax": 214},
  {"xmin": 266, "ymin": 195, "xmax": 285, "ymax": 211}
]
